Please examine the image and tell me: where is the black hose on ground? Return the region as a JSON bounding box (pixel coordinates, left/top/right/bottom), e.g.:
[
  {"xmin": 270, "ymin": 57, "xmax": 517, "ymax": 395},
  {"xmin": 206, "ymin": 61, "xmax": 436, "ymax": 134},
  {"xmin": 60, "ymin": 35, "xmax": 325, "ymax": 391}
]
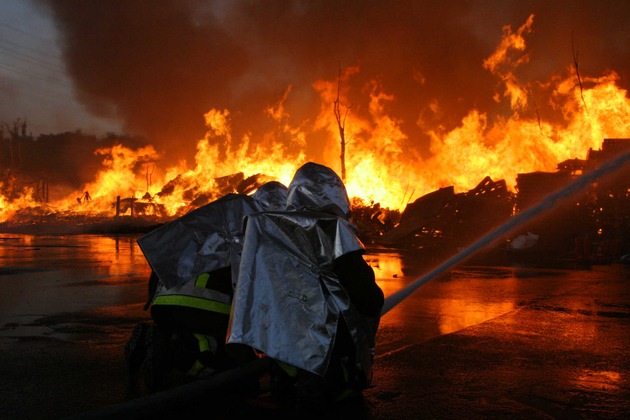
[{"xmin": 65, "ymin": 356, "xmax": 271, "ymax": 420}]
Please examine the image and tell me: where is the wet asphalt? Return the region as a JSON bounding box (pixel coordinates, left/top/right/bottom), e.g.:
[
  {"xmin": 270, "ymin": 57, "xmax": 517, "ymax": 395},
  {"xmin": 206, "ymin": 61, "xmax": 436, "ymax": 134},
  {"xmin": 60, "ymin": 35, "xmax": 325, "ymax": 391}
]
[
  {"xmin": 363, "ymin": 265, "xmax": 630, "ymax": 419},
  {"xmin": 240, "ymin": 263, "xmax": 630, "ymax": 419},
  {"xmin": 1, "ymin": 233, "xmax": 629, "ymax": 419},
  {"xmin": 68, "ymin": 263, "xmax": 630, "ymax": 420}
]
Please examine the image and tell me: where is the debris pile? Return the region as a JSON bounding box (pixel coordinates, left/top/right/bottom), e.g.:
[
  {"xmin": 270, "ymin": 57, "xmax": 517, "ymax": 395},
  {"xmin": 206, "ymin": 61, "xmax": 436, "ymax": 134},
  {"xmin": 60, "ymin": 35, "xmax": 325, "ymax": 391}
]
[
  {"xmin": 2, "ymin": 139, "xmax": 628, "ymax": 267},
  {"xmin": 379, "ymin": 176, "xmax": 515, "ymax": 260},
  {"xmin": 350, "ymin": 198, "xmax": 400, "ymax": 245},
  {"xmin": 116, "ymin": 172, "xmax": 275, "ymax": 219},
  {"xmin": 372, "ymin": 138, "xmax": 630, "ymax": 266},
  {"xmin": 509, "ymin": 138, "xmax": 630, "ymax": 264}
]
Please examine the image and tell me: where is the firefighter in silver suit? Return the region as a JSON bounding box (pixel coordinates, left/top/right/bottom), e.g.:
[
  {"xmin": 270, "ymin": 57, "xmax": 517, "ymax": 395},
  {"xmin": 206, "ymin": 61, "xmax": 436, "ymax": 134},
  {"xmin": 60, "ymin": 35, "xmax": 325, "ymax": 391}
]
[
  {"xmin": 227, "ymin": 162, "xmax": 384, "ymax": 411},
  {"xmin": 125, "ymin": 181, "xmax": 287, "ymax": 394}
]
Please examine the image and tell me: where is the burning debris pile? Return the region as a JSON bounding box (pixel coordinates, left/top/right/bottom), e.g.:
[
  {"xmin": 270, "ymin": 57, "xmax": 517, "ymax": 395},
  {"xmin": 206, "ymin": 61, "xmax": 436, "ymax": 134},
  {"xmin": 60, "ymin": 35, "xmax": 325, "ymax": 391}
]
[
  {"xmin": 0, "ymin": 167, "xmax": 279, "ymax": 234},
  {"xmin": 350, "ymin": 198, "xmax": 401, "ymax": 245},
  {"xmin": 379, "ymin": 176, "xmax": 514, "ymax": 261},
  {"xmin": 375, "ymin": 138, "xmax": 630, "ymax": 266},
  {"xmin": 153, "ymin": 172, "xmax": 275, "ymax": 217},
  {"xmin": 1, "ymin": 136, "xmax": 628, "ymax": 269},
  {"xmin": 1, "ymin": 137, "xmax": 628, "ymax": 269},
  {"xmin": 0, "ymin": 139, "xmax": 630, "ymax": 270},
  {"xmin": 113, "ymin": 172, "xmax": 275, "ymax": 219},
  {"xmin": 2, "ymin": 10, "xmax": 630, "ymax": 266},
  {"xmin": 507, "ymin": 138, "xmax": 630, "ymax": 265}
]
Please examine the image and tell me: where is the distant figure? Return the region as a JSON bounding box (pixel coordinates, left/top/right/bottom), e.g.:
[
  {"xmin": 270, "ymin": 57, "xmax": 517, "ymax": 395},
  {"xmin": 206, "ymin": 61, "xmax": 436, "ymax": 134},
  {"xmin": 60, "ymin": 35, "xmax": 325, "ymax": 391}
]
[
  {"xmin": 77, "ymin": 191, "xmax": 91, "ymax": 204},
  {"xmin": 227, "ymin": 162, "xmax": 384, "ymax": 412}
]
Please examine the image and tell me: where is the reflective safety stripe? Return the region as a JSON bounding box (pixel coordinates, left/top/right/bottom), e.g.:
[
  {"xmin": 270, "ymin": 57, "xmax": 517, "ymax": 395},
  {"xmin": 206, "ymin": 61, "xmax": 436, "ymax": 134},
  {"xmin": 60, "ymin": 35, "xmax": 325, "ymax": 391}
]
[
  {"xmin": 155, "ymin": 283, "xmax": 232, "ymax": 305},
  {"xmin": 334, "ymin": 360, "xmax": 361, "ymax": 402},
  {"xmin": 186, "ymin": 335, "xmax": 211, "ymax": 377},
  {"xmin": 276, "ymin": 360, "xmax": 298, "ymax": 378},
  {"xmin": 186, "ymin": 359, "xmax": 205, "ymax": 377},
  {"xmin": 193, "ymin": 333, "xmax": 211, "ymax": 353},
  {"xmin": 195, "ymin": 273, "xmax": 210, "ymax": 288},
  {"xmin": 152, "ymin": 295, "xmax": 231, "ymax": 315}
]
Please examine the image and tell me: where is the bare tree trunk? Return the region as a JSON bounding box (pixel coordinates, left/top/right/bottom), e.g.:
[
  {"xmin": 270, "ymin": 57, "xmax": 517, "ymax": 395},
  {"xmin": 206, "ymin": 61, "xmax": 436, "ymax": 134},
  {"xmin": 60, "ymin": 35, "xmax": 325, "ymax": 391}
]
[
  {"xmin": 334, "ymin": 65, "xmax": 351, "ymax": 183},
  {"xmin": 146, "ymin": 164, "xmax": 154, "ymax": 194},
  {"xmin": 3, "ymin": 118, "xmax": 28, "ymax": 169},
  {"xmin": 572, "ymin": 32, "xmax": 587, "ymax": 112},
  {"xmin": 2, "ymin": 122, "xmax": 15, "ymax": 168}
]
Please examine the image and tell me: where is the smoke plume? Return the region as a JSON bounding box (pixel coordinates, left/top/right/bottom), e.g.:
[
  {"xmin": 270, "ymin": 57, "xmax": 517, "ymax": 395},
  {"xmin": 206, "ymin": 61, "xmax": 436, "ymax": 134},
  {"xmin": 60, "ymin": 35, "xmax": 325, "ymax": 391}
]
[{"xmin": 38, "ymin": 0, "xmax": 630, "ymax": 165}]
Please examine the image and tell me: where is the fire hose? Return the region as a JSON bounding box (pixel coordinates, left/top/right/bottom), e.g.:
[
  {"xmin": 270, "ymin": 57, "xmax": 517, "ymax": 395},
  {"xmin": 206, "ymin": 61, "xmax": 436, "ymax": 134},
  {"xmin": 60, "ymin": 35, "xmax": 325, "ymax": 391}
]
[{"xmin": 66, "ymin": 356, "xmax": 272, "ymax": 419}]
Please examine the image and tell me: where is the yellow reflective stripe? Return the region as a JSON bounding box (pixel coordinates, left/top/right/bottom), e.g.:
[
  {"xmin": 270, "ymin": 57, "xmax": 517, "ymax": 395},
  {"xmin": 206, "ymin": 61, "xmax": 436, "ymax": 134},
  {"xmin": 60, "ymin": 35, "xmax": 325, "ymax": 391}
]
[
  {"xmin": 186, "ymin": 335, "xmax": 212, "ymax": 377},
  {"xmin": 186, "ymin": 359, "xmax": 205, "ymax": 377},
  {"xmin": 334, "ymin": 361, "xmax": 359, "ymax": 402},
  {"xmin": 157, "ymin": 284, "xmax": 231, "ymax": 305},
  {"xmin": 193, "ymin": 334, "xmax": 211, "ymax": 353},
  {"xmin": 195, "ymin": 273, "xmax": 210, "ymax": 288},
  {"xmin": 276, "ymin": 361, "xmax": 298, "ymax": 378},
  {"xmin": 152, "ymin": 295, "xmax": 231, "ymax": 315}
]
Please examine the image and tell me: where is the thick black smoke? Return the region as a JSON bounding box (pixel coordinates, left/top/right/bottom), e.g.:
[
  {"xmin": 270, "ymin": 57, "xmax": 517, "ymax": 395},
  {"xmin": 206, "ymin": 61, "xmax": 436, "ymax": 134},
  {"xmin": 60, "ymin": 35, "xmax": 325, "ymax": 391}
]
[{"xmin": 38, "ymin": 0, "xmax": 630, "ymax": 164}]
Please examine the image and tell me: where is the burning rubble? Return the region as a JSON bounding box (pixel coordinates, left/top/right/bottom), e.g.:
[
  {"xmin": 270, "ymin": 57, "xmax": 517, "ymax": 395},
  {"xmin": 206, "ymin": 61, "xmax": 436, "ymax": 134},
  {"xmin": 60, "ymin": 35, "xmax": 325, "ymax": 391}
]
[
  {"xmin": 380, "ymin": 177, "xmax": 514, "ymax": 255},
  {"xmin": 510, "ymin": 138, "xmax": 630, "ymax": 265},
  {"xmin": 382, "ymin": 138, "xmax": 630, "ymax": 265},
  {"xmin": 1, "ymin": 13, "xmax": 630, "ymax": 264},
  {"xmin": 0, "ymin": 134, "xmax": 628, "ymax": 266}
]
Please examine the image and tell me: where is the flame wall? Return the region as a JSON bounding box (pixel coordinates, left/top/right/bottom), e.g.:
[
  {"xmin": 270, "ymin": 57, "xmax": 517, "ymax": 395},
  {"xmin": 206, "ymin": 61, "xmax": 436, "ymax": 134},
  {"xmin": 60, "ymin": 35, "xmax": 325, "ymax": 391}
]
[{"xmin": 2, "ymin": 1, "xmax": 628, "ymax": 221}]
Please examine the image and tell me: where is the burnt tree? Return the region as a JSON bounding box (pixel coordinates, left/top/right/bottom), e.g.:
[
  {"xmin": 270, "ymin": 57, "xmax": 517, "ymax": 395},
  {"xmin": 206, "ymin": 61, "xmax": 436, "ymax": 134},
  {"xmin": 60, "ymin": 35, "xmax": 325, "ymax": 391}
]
[
  {"xmin": 2, "ymin": 118, "xmax": 30, "ymax": 169},
  {"xmin": 334, "ymin": 66, "xmax": 351, "ymax": 183}
]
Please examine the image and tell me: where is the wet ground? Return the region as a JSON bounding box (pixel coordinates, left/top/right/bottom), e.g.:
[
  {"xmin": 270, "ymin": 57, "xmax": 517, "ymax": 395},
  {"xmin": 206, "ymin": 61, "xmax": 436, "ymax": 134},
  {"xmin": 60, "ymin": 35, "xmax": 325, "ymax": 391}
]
[{"xmin": 0, "ymin": 234, "xmax": 629, "ymax": 419}]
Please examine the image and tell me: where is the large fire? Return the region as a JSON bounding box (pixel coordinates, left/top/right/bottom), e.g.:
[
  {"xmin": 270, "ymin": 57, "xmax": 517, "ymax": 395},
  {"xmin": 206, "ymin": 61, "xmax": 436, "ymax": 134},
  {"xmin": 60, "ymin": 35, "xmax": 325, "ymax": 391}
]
[{"xmin": 1, "ymin": 14, "xmax": 629, "ymax": 224}]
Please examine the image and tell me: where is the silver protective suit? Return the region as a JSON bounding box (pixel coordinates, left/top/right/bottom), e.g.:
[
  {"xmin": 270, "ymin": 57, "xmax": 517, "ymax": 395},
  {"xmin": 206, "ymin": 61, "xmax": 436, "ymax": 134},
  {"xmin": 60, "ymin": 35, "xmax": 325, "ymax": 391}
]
[
  {"xmin": 227, "ymin": 163, "xmax": 376, "ymax": 378},
  {"xmin": 137, "ymin": 181, "xmax": 288, "ymax": 291}
]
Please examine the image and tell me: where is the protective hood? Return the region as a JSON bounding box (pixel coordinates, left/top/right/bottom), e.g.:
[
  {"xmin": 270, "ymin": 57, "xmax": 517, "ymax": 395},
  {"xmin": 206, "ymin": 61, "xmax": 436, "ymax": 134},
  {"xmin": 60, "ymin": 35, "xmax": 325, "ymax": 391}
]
[
  {"xmin": 251, "ymin": 181, "xmax": 288, "ymax": 212},
  {"xmin": 138, "ymin": 181, "xmax": 290, "ymax": 290},
  {"xmin": 227, "ymin": 210, "xmax": 368, "ymax": 377},
  {"xmin": 137, "ymin": 193, "xmax": 259, "ymax": 289},
  {"xmin": 286, "ymin": 162, "xmax": 350, "ymax": 218}
]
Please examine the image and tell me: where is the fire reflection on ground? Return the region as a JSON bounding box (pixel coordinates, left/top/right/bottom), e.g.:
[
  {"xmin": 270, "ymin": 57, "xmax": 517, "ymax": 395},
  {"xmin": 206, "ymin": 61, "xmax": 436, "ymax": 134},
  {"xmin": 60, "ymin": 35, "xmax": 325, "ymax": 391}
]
[
  {"xmin": 2, "ymin": 235, "xmax": 621, "ymax": 363},
  {"xmin": 0, "ymin": 233, "xmax": 150, "ymax": 281},
  {"xmin": 368, "ymin": 249, "xmax": 521, "ymax": 354},
  {"xmin": 575, "ymin": 369, "xmax": 622, "ymax": 392},
  {"xmin": 0, "ymin": 234, "xmax": 150, "ymax": 333}
]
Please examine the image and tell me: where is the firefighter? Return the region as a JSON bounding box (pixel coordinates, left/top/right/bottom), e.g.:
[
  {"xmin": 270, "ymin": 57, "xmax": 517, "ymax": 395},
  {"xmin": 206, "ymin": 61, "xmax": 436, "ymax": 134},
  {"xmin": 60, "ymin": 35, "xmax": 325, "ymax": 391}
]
[
  {"xmin": 227, "ymin": 163, "xmax": 384, "ymax": 412},
  {"xmin": 125, "ymin": 181, "xmax": 288, "ymax": 394}
]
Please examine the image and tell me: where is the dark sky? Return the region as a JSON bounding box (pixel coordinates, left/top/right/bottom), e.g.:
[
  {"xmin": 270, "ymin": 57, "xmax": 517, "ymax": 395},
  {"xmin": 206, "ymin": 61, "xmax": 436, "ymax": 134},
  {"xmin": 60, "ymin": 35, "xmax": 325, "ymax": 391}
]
[{"xmin": 34, "ymin": 0, "xmax": 630, "ymax": 164}]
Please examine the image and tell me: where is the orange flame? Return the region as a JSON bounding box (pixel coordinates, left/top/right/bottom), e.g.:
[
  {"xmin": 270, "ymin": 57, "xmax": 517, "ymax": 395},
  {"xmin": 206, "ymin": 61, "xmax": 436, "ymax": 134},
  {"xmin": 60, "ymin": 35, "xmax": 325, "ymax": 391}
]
[{"xmin": 2, "ymin": 13, "xmax": 630, "ymax": 224}]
